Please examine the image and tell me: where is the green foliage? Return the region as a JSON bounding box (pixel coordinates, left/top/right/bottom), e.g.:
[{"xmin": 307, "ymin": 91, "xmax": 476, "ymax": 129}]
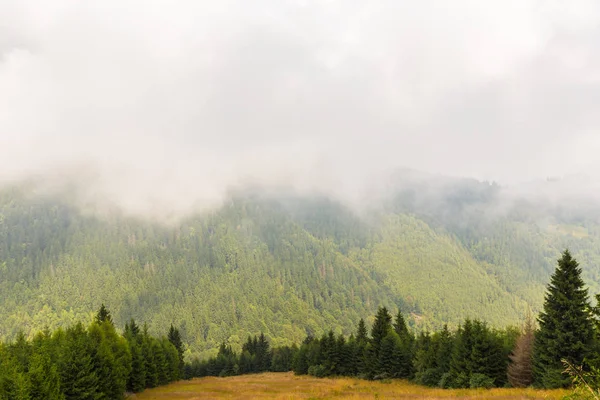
[
  {"xmin": 168, "ymin": 324, "xmax": 184, "ymax": 375},
  {"xmin": 94, "ymin": 305, "xmax": 113, "ymax": 326},
  {"xmin": 3, "ymin": 186, "xmax": 593, "ymax": 358},
  {"xmin": 533, "ymin": 250, "xmax": 595, "ymax": 388},
  {"xmin": 469, "ymin": 373, "xmax": 495, "ymax": 389},
  {"xmin": 0, "ymin": 306, "xmax": 182, "ymax": 399}
]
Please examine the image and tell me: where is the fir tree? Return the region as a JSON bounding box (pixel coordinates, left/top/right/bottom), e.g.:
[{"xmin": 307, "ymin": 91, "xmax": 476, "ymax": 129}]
[
  {"xmin": 356, "ymin": 319, "xmax": 368, "ymax": 344},
  {"xmin": 59, "ymin": 323, "xmax": 99, "ymax": 400},
  {"xmin": 469, "ymin": 320, "xmax": 506, "ymax": 387},
  {"xmin": 436, "ymin": 324, "xmax": 453, "ymax": 376},
  {"xmin": 95, "ymin": 304, "xmax": 113, "ymax": 326},
  {"xmin": 255, "ymin": 333, "xmax": 271, "ymax": 372},
  {"xmin": 29, "ymin": 331, "xmax": 63, "ymax": 400},
  {"xmin": 379, "ymin": 331, "xmax": 401, "ymax": 378},
  {"xmin": 370, "ymin": 307, "xmax": 392, "ymax": 353},
  {"xmin": 448, "ymin": 319, "xmax": 474, "ymax": 388},
  {"xmin": 393, "ymin": 311, "xmax": 409, "ymax": 338},
  {"xmin": 533, "ymin": 250, "xmax": 595, "ymax": 388},
  {"xmin": 126, "ymin": 340, "xmax": 146, "ymax": 393},
  {"xmin": 124, "ymin": 319, "xmax": 140, "ymax": 338},
  {"xmin": 167, "ymin": 324, "xmax": 184, "ymax": 375}
]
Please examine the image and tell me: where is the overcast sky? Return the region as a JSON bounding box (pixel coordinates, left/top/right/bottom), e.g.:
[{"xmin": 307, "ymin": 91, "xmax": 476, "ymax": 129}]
[{"xmin": 1, "ymin": 1, "xmax": 600, "ymax": 217}]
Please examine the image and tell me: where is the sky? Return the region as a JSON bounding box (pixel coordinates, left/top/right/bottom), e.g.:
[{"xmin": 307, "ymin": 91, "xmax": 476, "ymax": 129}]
[{"xmin": 1, "ymin": 1, "xmax": 600, "ymax": 218}]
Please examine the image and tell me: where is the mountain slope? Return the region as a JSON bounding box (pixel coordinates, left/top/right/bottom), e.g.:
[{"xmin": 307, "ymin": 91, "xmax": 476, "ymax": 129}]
[{"xmin": 2, "ymin": 176, "xmax": 600, "ymax": 359}]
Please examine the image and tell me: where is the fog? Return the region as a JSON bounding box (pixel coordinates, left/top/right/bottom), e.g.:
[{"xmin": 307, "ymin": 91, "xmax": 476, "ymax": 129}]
[{"xmin": 1, "ymin": 1, "xmax": 600, "ymax": 219}]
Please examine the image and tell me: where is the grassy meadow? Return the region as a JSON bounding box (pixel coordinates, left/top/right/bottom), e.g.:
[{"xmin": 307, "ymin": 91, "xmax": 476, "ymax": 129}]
[{"xmin": 131, "ymin": 372, "xmax": 570, "ymax": 399}]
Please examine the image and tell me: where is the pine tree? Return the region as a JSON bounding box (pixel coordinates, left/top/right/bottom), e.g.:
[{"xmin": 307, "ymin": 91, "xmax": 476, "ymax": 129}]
[
  {"xmin": 335, "ymin": 335, "xmax": 350, "ymax": 376},
  {"xmin": 436, "ymin": 324, "xmax": 453, "ymax": 376},
  {"xmin": 9, "ymin": 332, "xmax": 32, "ymax": 373},
  {"xmin": 508, "ymin": 313, "xmax": 535, "ymax": 388},
  {"xmin": 162, "ymin": 339, "xmax": 180, "ymax": 382},
  {"xmin": 59, "ymin": 323, "xmax": 99, "ymax": 400},
  {"xmin": 0, "ymin": 346, "xmax": 31, "ymax": 400},
  {"xmin": 414, "ymin": 332, "xmax": 439, "ymax": 386},
  {"xmin": 124, "ymin": 319, "xmax": 140, "ymax": 338},
  {"xmin": 364, "ymin": 307, "xmax": 393, "ymax": 379},
  {"xmin": 255, "ymin": 333, "xmax": 271, "ymax": 372},
  {"xmin": 126, "ymin": 340, "xmax": 146, "ymax": 393},
  {"xmin": 393, "ymin": 311, "xmax": 409, "ymax": 338},
  {"xmin": 379, "ymin": 331, "xmax": 401, "ymax": 378},
  {"xmin": 29, "ymin": 331, "xmax": 63, "ymax": 400},
  {"xmin": 356, "ymin": 319, "xmax": 368, "ymax": 344},
  {"xmin": 469, "ymin": 320, "xmax": 506, "ymax": 387},
  {"xmin": 292, "ymin": 345, "xmax": 309, "ymax": 375},
  {"xmin": 533, "ymin": 250, "xmax": 595, "ymax": 388},
  {"xmin": 167, "ymin": 324, "xmax": 184, "ymax": 375},
  {"xmin": 370, "ymin": 307, "xmax": 392, "ymax": 354},
  {"xmin": 448, "ymin": 320, "xmax": 474, "ymax": 388},
  {"xmin": 95, "ymin": 304, "xmax": 113, "ymax": 326},
  {"xmin": 151, "ymin": 339, "xmax": 168, "ymax": 385},
  {"xmin": 141, "ymin": 326, "xmax": 158, "ymax": 388}
]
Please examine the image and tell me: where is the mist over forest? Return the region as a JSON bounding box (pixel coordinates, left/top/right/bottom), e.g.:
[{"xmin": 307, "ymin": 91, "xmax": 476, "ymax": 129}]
[{"xmin": 2, "ymin": 1, "xmax": 600, "ymax": 397}]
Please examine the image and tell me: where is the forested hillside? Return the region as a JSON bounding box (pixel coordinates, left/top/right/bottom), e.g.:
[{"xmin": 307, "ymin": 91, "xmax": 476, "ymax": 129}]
[{"xmin": 2, "ymin": 173, "xmax": 600, "ymax": 359}]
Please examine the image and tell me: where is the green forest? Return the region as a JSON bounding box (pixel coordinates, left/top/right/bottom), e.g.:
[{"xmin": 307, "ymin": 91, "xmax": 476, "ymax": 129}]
[
  {"xmin": 3, "ymin": 175, "xmax": 600, "ymax": 362},
  {"xmin": 2, "ymin": 249, "xmax": 598, "ymax": 398},
  {"xmin": 0, "ymin": 305, "xmax": 184, "ymax": 399}
]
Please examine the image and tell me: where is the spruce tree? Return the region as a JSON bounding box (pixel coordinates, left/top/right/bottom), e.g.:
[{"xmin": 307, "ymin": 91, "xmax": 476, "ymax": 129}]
[
  {"xmin": 370, "ymin": 307, "xmax": 392, "ymax": 353},
  {"xmin": 0, "ymin": 347, "xmax": 31, "ymax": 400},
  {"xmin": 255, "ymin": 333, "xmax": 271, "ymax": 372},
  {"xmin": 59, "ymin": 323, "xmax": 99, "ymax": 400},
  {"xmin": 393, "ymin": 311, "xmax": 409, "ymax": 338},
  {"xmin": 367, "ymin": 307, "xmax": 393, "ymax": 379},
  {"xmin": 95, "ymin": 304, "xmax": 113, "ymax": 326},
  {"xmin": 127, "ymin": 340, "xmax": 146, "ymax": 392},
  {"xmin": 356, "ymin": 319, "xmax": 368, "ymax": 344},
  {"xmin": 469, "ymin": 320, "xmax": 506, "ymax": 387},
  {"xmin": 436, "ymin": 324, "xmax": 453, "ymax": 378},
  {"xmin": 336, "ymin": 335, "xmax": 350, "ymax": 376},
  {"xmin": 167, "ymin": 324, "xmax": 185, "ymax": 375},
  {"xmin": 448, "ymin": 319, "xmax": 474, "ymax": 388},
  {"xmin": 29, "ymin": 332, "xmax": 63, "ymax": 400},
  {"xmin": 141, "ymin": 327, "xmax": 158, "ymax": 388},
  {"xmin": 533, "ymin": 250, "xmax": 595, "ymax": 388}
]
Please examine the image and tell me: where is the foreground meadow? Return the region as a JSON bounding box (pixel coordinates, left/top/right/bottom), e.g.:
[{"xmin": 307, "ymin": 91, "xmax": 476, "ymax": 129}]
[{"xmin": 131, "ymin": 372, "xmax": 569, "ymax": 399}]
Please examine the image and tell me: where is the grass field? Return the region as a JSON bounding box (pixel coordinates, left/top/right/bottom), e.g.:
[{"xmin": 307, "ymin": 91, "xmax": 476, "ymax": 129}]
[{"xmin": 131, "ymin": 372, "xmax": 570, "ymax": 399}]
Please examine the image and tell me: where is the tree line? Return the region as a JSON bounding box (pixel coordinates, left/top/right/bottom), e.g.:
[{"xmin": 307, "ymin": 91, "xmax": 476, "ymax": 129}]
[
  {"xmin": 185, "ymin": 249, "xmax": 600, "ymax": 390},
  {"xmin": 1, "ymin": 249, "xmax": 597, "ymax": 397},
  {"xmin": 0, "ymin": 305, "xmax": 185, "ymax": 400}
]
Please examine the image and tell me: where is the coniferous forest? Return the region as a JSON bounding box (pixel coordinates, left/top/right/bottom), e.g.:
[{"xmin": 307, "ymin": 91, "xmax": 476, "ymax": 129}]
[
  {"xmin": 5, "ymin": 176, "xmax": 600, "ymax": 363},
  {"xmin": 2, "ymin": 249, "xmax": 600, "ymax": 398}
]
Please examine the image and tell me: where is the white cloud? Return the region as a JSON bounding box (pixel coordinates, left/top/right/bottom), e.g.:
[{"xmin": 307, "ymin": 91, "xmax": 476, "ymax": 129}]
[{"xmin": 1, "ymin": 0, "xmax": 599, "ymax": 218}]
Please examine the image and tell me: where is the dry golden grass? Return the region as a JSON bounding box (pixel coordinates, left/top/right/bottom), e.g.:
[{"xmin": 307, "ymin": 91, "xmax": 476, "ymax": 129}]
[{"xmin": 131, "ymin": 372, "xmax": 569, "ymax": 400}]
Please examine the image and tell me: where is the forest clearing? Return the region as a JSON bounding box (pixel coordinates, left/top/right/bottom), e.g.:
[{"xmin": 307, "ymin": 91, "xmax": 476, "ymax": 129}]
[{"xmin": 132, "ymin": 372, "xmax": 569, "ymax": 399}]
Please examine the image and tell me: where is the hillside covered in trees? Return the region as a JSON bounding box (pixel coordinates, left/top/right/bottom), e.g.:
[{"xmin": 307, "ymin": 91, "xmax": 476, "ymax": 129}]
[
  {"xmin": 2, "ymin": 250, "xmax": 595, "ymax": 398},
  {"xmin": 2, "ymin": 172, "xmax": 600, "ymax": 360}
]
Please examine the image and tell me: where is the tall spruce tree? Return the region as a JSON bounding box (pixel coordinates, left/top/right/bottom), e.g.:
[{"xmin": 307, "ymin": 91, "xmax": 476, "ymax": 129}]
[
  {"xmin": 367, "ymin": 307, "xmax": 392, "ymax": 379},
  {"xmin": 533, "ymin": 250, "xmax": 595, "ymax": 388},
  {"xmin": 167, "ymin": 324, "xmax": 184, "ymax": 375},
  {"xmin": 370, "ymin": 307, "xmax": 392, "ymax": 353},
  {"xmin": 393, "ymin": 311, "xmax": 409, "ymax": 338},
  {"xmin": 59, "ymin": 323, "xmax": 99, "ymax": 400},
  {"xmin": 356, "ymin": 319, "xmax": 368, "ymax": 344}
]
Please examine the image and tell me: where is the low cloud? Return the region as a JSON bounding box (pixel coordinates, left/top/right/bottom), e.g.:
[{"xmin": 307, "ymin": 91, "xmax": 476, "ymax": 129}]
[{"xmin": 1, "ymin": 1, "xmax": 600, "ymax": 219}]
